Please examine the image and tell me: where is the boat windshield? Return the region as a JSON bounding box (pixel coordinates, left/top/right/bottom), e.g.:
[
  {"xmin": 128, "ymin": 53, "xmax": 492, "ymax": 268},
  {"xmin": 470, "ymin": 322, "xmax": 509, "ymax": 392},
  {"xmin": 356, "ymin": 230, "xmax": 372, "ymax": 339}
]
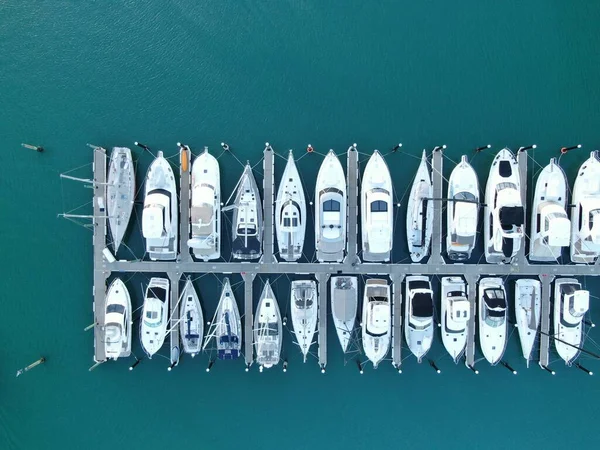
[
  {"xmin": 106, "ymin": 304, "xmax": 125, "ymax": 315},
  {"xmin": 237, "ymin": 224, "xmax": 257, "ymax": 236},
  {"xmin": 412, "ymin": 292, "xmax": 433, "ymax": 318},
  {"xmin": 294, "ymin": 287, "xmax": 314, "ymax": 308},
  {"xmin": 144, "ymin": 309, "xmax": 163, "ymax": 327},
  {"xmin": 370, "ymin": 200, "xmax": 388, "ymax": 212},
  {"xmin": 483, "ymin": 288, "xmax": 506, "ymax": 326},
  {"xmin": 323, "ymin": 199, "xmax": 340, "ymax": 212}
]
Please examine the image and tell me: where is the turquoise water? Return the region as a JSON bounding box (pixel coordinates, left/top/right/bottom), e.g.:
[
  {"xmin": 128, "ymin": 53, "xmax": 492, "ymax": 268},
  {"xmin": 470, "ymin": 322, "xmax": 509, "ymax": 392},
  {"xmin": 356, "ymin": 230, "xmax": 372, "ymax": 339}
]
[{"xmin": 2, "ymin": 2, "xmax": 600, "ymax": 449}]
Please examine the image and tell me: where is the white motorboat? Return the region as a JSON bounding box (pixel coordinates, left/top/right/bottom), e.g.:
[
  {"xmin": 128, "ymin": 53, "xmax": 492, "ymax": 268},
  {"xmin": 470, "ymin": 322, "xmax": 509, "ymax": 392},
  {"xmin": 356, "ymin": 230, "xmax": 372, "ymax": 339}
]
[
  {"xmin": 407, "ymin": 150, "xmax": 433, "ymax": 262},
  {"xmin": 362, "ymin": 279, "xmax": 391, "ymax": 368},
  {"xmin": 361, "ymin": 150, "xmax": 393, "ymax": 262},
  {"xmin": 188, "ymin": 147, "xmax": 221, "ymax": 261},
  {"xmin": 140, "ymin": 277, "xmax": 170, "ymax": 358},
  {"xmin": 554, "ymin": 278, "xmax": 589, "ymax": 365},
  {"xmin": 203, "ymin": 278, "xmax": 242, "ymax": 360},
  {"xmin": 440, "ymin": 277, "xmax": 470, "ymax": 363},
  {"xmin": 290, "ymin": 280, "xmax": 318, "ymax": 362},
  {"xmin": 226, "ymin": 163, "xmax": 263, "ymax": 260},
  {"xmin": 331, "ymin": 276, "xmax": 358, "ymax": 353},
  {"xmin": 405, "ymin": 276, "xmax": 434, "ymax": 362},
  {"xmin": 315, "ymin": 150, "xmax": 347, "ymax": 262},
  {"xmin": 142, "ymin": 151, "xmax": 178, "ymax": 261},
  {"xmin": 104, "ymin": 278, "xmax": 132, "ymax": 360},
  {"xmin": 107, "ymin": 147, "xmax": 135, "ymax": 253},
  {"xmin": 514, "ymin": 279, "xmax": 541, "ymax": 367},
  {"xmin": 484, "ymin": 148, "xmax": 525, "ymax": 264},
  {"xmin": 275, "ymin": 150, "xmax": 306, "ymax": 261},
  {"xmin": 478, "ymin": 277, "xmax": 508, "ymax": 365},
  {"xmin": 529, "ymin": 158, "xmax": 570, "ymax": 262},
  {"xmin": 570, "ymin": 151, "xmax": 600, "ymax": 263},
  {"xmin": 446, "ymin": 155, "xmax": 479, "ymax": 261},
  {"xmin": 179, "ymin": 279, "xmax": 203, "ymax": 357},
  {"xmin": 254, "ymin": 281, "xmax": 282, "ymax": 368}
]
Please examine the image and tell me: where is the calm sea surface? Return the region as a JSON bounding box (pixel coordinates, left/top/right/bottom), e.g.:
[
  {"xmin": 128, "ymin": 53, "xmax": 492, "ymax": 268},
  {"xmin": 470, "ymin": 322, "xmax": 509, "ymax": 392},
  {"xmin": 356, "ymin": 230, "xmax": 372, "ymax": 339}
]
[{"xmin": 1, "ymin": 2, "xmax": 600, "ymax": 449}]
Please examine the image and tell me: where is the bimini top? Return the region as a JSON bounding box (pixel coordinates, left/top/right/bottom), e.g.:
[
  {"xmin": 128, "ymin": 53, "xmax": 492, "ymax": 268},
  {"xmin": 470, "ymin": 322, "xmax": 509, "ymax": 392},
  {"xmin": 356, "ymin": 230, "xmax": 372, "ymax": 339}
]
[
  {"xmin": 499, "ymin": 206, "xmax": 524, "ymax": 230},
  {"xmin": 411, "ymin": 292, "xmax": 433, "ymax": 318},
  {"xmin": 483, "ymin": 289, "xmax": 507, "ymax": 316}
]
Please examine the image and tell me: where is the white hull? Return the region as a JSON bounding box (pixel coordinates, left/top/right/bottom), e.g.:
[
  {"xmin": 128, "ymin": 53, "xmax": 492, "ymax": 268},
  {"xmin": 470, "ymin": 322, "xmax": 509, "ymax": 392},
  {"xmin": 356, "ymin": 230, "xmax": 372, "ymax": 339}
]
[
  {"xmin": 315, "ymin": 150, "xmax": 347, "ymax": 262},
  {"xmin": 405, "ymin": 276, "xmax": 434, "ymax": 362},
  {"xmin": 107, "ymin": 147, "xmax": 135, "ymax": 253},
  {"xmin": 254, "ymin": 281, "xmax": 282, "ymax": 368},
  {"xmin": 276, "ymin": 151, "xmax": 306, "ymax": 261},
  {"xmin": 204, "ymin": 278, "xmax": 242, "ymax": 360},
  {"xmin": 290, "ymin": 280, "xmax": 318, "ymax": 362},
  {"xmin": 361, "ymin": 151, "xmax": 393, "ymax": 262},
  {"xmin": 104, "ymin": 278, "xmax": 132, "ymax": 360},
  {"xmin": 446, "ymin": 155, "xmax": 479, "ymax": 261},
  {"xmin": 229, "ymin": 164, "xmax": 263, "ymax": 260},
  {"xmin": 331, "ymin": 276, "xmax": 358, "ymax": 353},
  {"xmin": 478, "ymin": 277, "xmax": 508, "ymax": 365},
  {"xmin": 440, "ymin": 277, "xmax": 469, "ymax": 363},
  {"xmin": 407, "ymin": 150, "xmax": 433, "ymax": 262},
  {"xmin": 180, "ymin": 279, "xmax": 203, "ymax": 356},
  {"xmin": 362, "ymin": 279, "xmax": 391, "ymax": 368},
  {"xmin": 554, "ymin": 278, "xmax": 589, "ymax": 365},
  {"xmin": 188, "ymin": 148, "xmax": 221, "ymax": 261},
  {"xmin": 142, "ymin": 151, "xmax": 178, "ymax": 261},
  {"xmin": 140, "ymin": 277, "xmax": 170, "ymax": 358},
  {"xmin": 514, "ymin": 279, "xmax": 541, "ymax": 366}
]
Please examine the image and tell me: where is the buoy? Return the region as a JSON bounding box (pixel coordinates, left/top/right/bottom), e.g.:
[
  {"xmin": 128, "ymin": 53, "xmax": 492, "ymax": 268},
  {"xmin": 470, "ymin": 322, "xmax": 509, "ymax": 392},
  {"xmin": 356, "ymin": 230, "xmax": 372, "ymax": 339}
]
[
  {"xmin": 541, "ymin": 365, "xmax": 555, "ymax": 375},
  {"xmin": 560, "ymin": 144, "xmax": 581, "ymax": 154},
  {"xmin": 180, "ymin": 145, "xmax": 189, "ymax": 172},
  {"xmin": 21, "ymin": 143, "xmax": 44, "ymax": 153},
  {"xmin": 221, "ymin": 142, "xmax": 230, "ymax": 151},
  {"xmin": 206, "ymin": 360, "xmax": 214, "ymax": 372},
  {"xmin": 500, "ymin": 361, "xmax": 517, "ymax": 375},
  {"xmin": 475, "ymin": 145, "xmax": 491, "ymax": 153},
  {"xmin": 392, "ymin": 143, "xmax": 402, "ymax": 152},
  {"xmin": 357, "ymin": 360, "xmax": 363, "ymax": 374},
  {"xmin": 429, "ymin": 359, "xmax": 441, "ymax": 374},
  {"xmin": 134, "ymin": 142, "xmax": 150, "ymax": 151},
  {"xmin": 307, "ymin": 144, "xmax": 314, "ymax": 153},
  {"xmin": 16, "ymin": 357, "xmax": 46, "ymax": 377},
  {"xmin": 283, "ymin": 360, "xmax": 288, "ymax": 373},
  {"xmin": 575, "ymin": 363, "xmax": 593, "ymax": 376},
  {"xmin": 129, "ymin": 358, "xmax": 141, "ymax": 371},
  {"xmin": 519, "ymin": 145, "xmax": 536, "ymax": 152},
  {"xmin": 468, "ymin": 364, "xmax": 479, "ymax": 375}
]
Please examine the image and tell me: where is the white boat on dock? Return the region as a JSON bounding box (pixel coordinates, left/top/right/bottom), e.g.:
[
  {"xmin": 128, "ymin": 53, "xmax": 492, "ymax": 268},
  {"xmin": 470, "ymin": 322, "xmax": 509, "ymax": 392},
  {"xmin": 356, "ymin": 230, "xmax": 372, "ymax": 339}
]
[
  {"xmin": 275, "ymin": 150, "xmax": 306, "ymax": 261},
  {"xmin": 446, "ymin": 155, "xmax": 479, "ymax": 261},
  {"xmin": 529, "ymin": 158, "xmax": 570, "ymax": 262},
  {"xmin": 107, "ymin": 147, "xmax": 135, "ymax": 254},
  {"xmin": 362, "ymin": 278, "xmax": 391, "ymax": 368},
  {"xmin": 440, "ymin": 277, "xmax": 469, "ymax": 363},
  {"xmin": 188, "ymin": 147, "xmax": 221, "ymax": 261},
  {"xmin": 140, "ymin": 277, "xmax": 170, "ymax": 358},
  {"xmin": 554, "ymin": 278, "xmax": 589, "ymax": 365},
  {"xmin": 361, "ymin": 150, "xmax": 393, "ymax": 262},
  {"xmin": 407, "ymin": 150, "xmax": 433, "ymax": 262},
  {"xmin": 478, "ymin": 277, "xmax": 508, "ymax": 365},
  {"xmin": 570, "ymin": 151, "xmax": 600, "ymax": 264},
  {"xmin": 254, "ymin": 281, "xmax": 282, "ymax": 368},
  {"xmin": 405, "ymin": 276, "xmax": 434, "ymax": 362},
  {"xmin": 142, "ymin": 151, "xmax": 178, "ymax": 261},
  {"xmin": 104, "ymin": 278, "xmax": 132, "ymax": 360},
  {"xmin": 315, "ymin": 150, "xmax": 347, "ymax": 262},
  {"xmin": 180, "ymin": 279, "xmax": 203, "ymax": 357},
  {"xmin": 514, "ymin": 279, "xmax": 541, "ymax": 367},
  {"xmin": 331, "ymin": 276, "xmax": 358, "ymax": 353},
  {"xmin": 290, "ymin": 280, "xmax": 318, "ymax": 362},
  {"xmin": 203, "ymin": 278, "xmax": 242, "ymax": 360}
]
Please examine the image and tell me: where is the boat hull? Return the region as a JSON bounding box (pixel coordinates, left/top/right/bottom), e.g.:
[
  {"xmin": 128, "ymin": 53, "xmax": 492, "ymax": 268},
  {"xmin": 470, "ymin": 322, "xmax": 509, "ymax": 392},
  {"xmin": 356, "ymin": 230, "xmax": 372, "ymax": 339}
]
[
  {"xmin": 405, "ymin": 276, "xmax": 434, "ymax": 362},
  {"xmin": 362, "ymin": 279, "xmax": 391, "ymax": 368},
  {"xmin": 231, "ymin": 165, "xmax": 263, "ymax": 260},
  {"xmin": 104, "ymin": 278, "xmax": 132, "ymax": 360},
  {"xmin": 254, "ymin": 282, "xmax": 282, "ymax": 368},
  {"xmin": 290, "ymin": 280, "xmax": 318, "ymax": 361},
  {"xmin": 107, "ymin": 147, "xmax": 135, "ymax": 254},
  {"xmin": 407, "ymin": 151, "xmax": 433, "ymax": 262},
  {"xmin": 478, "ymin": 278, "xmax": 507, "ymax": 365},
  {"xmin": 515, "ymin": 279, "xmax": 541, "ymax": 366},
  {"xmin": 331, "ymin": 276, "xmax": 358, "ymax": 353},
  {"xmin": 276, "ymin": 152, "xmax": 306, "ymax": 261},
  {"xmin": 440, "ymin": 277, "xmax": 468, "ymax": 363},
  {"xmin": 180, "ymin": 280, "xmax": 203, "ymax": 355},
  {"xmin": 140, "ymin": 277, "xmax": 170, "ymax": 358}
]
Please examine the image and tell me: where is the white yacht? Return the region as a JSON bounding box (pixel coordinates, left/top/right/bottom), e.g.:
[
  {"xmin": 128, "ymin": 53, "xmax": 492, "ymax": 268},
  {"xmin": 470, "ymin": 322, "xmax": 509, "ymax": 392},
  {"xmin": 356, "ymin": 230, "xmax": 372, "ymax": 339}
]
[
  {"xmin": 407, "ymin": 150, "xmax": 433, "ymax": 262},
  {"xmin": 140, "ymin": 277, "xmax": 170, "ymax": 358},
  {"xmin": 290, "ymin": 280, "xmax": 318, "ymax": 362},
  {"xmin": 361, "ymin": 150, "xmax": 393, "ymax": 262},
  {"xmin": 514, "ymin": 279, "xmax": 541, "ymax": 367},
  {"xmin": 203, "ymin": 278, "xmax": 242, "ymax": 360},
  {"xmin": 440, "ymin": 277, "xmax": 470, "ymax": 363},
  {"xmin": 447, "ymin": 155, "xmax": 479, "ymax": 261},
  {"xmin": 405, "ymin": 276, "xmax": 434, "ymax": 362},
  {"xmin": 362, "ymin": 279, "xmax": 391, "ymax": 368},
  {"xmin": 331, "ymin": 276, "xmax": 358, "ymax": 353},
  {"xmin": 254, "ymin": 281, "xmax": 282, "ymax": 368},
  {"xmin": 275, "ymin": 150, "xmax": 306, "ymax": 261},
  {"xmin": 484, "ymin": 148, "xmax": 524, "ymax": 264},
  {"xmin": 104, "ymin": 278, "xmax": 132, "ymax": 360},
  {"xmin": 315, "ymin": 150, "xmax": 347, "ymax": 262},
  {"xmin": 142, "ymin": 151, "xmax": 178, "ymax": 261},
  {"xmin": 180, "ymin": 279, "xmax": 203, "ymax": 357},
  {"xmin": 478, "ymin": 278, "xmax": 508, "ymax": 365},
  {"xmin": 570, "ymin": 151, "xmax": 600, "ymax": 264},
  {"xmin": 107, "ymin": 147, "xmax": 135, "ymax": 253},
  {"xmin": 554, "ymin": 278, "xmax": 589, "ymax": 365},
  {"xmin": 529, "ymin": 158, "xmax": 570, "ymax": 262},
  {"xmin": 188, "ymin": 147, "xmax": 221, "ymax": 261},
  {"xmin": 226, "ymin": 164, "xmax": 262, "ymax": 260}
]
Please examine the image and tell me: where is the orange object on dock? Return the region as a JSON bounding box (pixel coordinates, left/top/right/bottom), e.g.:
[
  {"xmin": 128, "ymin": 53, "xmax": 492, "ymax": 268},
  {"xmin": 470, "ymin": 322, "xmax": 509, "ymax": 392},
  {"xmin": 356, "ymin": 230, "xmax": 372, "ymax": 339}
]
[{"xmin": 180, "ymin": 146, "xmax": 189, "ymax": 172}]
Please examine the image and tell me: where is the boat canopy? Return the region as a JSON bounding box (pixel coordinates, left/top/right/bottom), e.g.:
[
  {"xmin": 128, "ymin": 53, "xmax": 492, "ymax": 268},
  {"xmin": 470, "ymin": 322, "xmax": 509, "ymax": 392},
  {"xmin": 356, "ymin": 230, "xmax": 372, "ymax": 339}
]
[
  {"xmin": 293, "ymin": 287, "xmax": 314, "ymax": 309},
  {"xmin": 542, "ymin": 209, "xmax": 570, "ymax": 246},
  {"xmin": 449, "ymin": 298, "xmax": 470, "ymax": 323},
  {"xmin": 104, "ymin": 323, "xmax": 123, "ymax": 342},
  {"xmin": 366, "ymin": 302, "xmax": 389, "ymax": 336},
  {"xmin": 452, "ymin": 192, "xmax": 477, "ymax": 240},
  {"xmin": 483, "ymin": 289, "xmax": 506, "ymax": 317},
  {"xmin": 499, "ymin": 206, "xmax": 524, "ymax": 230},
  {"xmin": 560, "ymin": 285, "xmax": 589, "ymax": 319},
  {"xmin": 411, "ymin": 292, "xmax": 433, "ymax": 318}
]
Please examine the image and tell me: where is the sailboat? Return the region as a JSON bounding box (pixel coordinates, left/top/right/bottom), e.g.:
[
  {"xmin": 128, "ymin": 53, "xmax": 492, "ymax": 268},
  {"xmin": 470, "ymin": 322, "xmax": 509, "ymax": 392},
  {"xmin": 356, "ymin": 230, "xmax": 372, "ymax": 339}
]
[
  {"xmin": 331, "ymin": 276, "xmax": 358, "ymax": 353},
  {"xmin": 140, "ymin": 277, "xmax": 170, "ymax": 358},
  {"xmin": 107, "ymin": 147, "xmax": 135, "ymax": 253},
  {"xmin": 179, "ymin": 279, "xmax": 203, "ymax": 357},
  {"xmin": 254, "ymin": 281, "xmax": 282, "ymax": 368},
  {"xmin": 484, "ymin": 148, "xmax": 524, "ymax": 264},
  {"xmin": 362, "ymin": 279, "xmax": 391, "ymax": 368},
  {"xmin": 446, "ymin": 155, "xmax": 479, "ymax": 261},
  {"xmin": 405, "ymin": 276, "xmax": 434, "ymax": 362},
  {"xmin": 315, "ymin": 150, "xmax": 347, "ymax": 262},
  {"xmin": 361, "ymin": 150, "xmax": 393, "ymax": 262},
  {"xmin": 104, "ymin": 278, "xmax": 132, "ymax": 360},
  {"xmin": 142, "ymin": 151, "xmax": 178, "ymax": 261},
  {"xmin": 554, "ymin": 278, "xmax": 589, "ymax": 365},
  {"xmin": 290, "ymin": 280, "xmax": 318, "ymax": 362},
  {"xmin": 570, "ymin": 151, "xmax": 600, "ymax": 264},
  {"xmin": 514, "ymin": 279, "xmax": 541, "ymax": 367},
  {"xmin": 275, "ymin": 151, "xmax": 306, "ymax": 261},
  {"xmin": 203, "ymin": 278, "xmax": 242, "ymax": 360},
  {"xmin": 529, "ymin": 158, "xmax": 570, "ymax": 262},
  {"xmin": 226, "ymin": 164, "xmax": 263, "ymax": 260},
  {"xmin": 478, "ymin": 277, "xmax": 508, "ymax": 365},
  {"xmin": 407, "ymin": 150, "xmax": 433, "ymax": 262},
  {"xmin": 440, "ymin": 277, "xmax": 469, "ymax": 363},
  {"xmin": 188, "ymin": 147, "xmax": 221, "ymax": 261}
]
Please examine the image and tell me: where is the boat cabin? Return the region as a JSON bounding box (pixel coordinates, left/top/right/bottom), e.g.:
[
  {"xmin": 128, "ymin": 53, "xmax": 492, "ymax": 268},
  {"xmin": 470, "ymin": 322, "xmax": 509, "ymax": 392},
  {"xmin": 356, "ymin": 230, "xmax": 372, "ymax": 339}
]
[
  {"xmin": 482, "ymin": 289, "xmax": 507, "ymax": 327},
  {"xmin": 451, "ymin": 191, "xmax": 478, "ymax": 244},
  {"xmin": 537, "ymin": 204, "xmax": 570, "ymax": 247},
  {"xmin": 320, "ymin": 189, "xmax": 344, "ymax": 240},
  {"xmin": 560, "ymin": 284, "xmax": 589, "ymax": 326},
  {"xmin": 447, "ymin": 294, "xmax": 469, "ymax": 332},
  {"xmin": 142, "ymin": 190, "xmax": 172, "ymax": 239},
  {"xmin": 578, "ymin": 199, "xmax": 600, "ymax": 249},
  {"xmin": 366, "ymin": 299, "xmax": 389, "ymax": 337}
]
